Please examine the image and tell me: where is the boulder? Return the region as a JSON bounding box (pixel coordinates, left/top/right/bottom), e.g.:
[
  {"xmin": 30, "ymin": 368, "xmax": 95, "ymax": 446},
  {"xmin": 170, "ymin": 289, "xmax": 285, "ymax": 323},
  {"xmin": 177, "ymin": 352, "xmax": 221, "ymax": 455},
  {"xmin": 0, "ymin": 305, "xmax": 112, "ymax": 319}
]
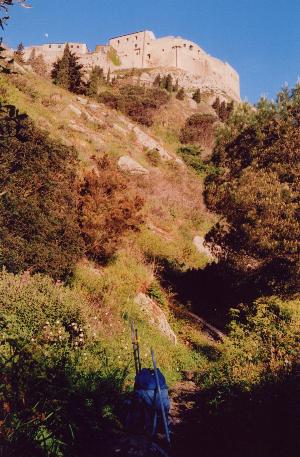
[
  {"xmin": 134, "ymin": 293, "xmax": 177, "ymax": 343},
  {"xmin": 132, "ymin": 126, "xmax": 173, "ymax": 161},
  {"xmin": 193, "ymin": 235, "xmax": 215, "ymax": 260},
  {"xmin": 118, "ymin": 156, "xmax": 149, "ymax": 175}
]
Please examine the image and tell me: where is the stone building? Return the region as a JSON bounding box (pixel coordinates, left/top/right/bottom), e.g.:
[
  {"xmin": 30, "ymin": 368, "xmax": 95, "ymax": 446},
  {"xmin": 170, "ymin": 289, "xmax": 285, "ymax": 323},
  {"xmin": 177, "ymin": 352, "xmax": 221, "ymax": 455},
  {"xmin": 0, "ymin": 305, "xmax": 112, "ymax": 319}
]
[{"xmin": 23, "ymin": 30, "xmax": 240, "ymax": 100}]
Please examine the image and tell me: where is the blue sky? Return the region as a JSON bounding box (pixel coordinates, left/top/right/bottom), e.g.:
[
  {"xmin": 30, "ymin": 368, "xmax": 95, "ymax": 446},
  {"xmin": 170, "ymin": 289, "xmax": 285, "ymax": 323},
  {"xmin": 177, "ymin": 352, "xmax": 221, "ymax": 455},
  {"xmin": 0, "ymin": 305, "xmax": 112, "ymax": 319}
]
[{"xmin": 3, "ymin": 0, "xmax": 300, "ymax": 102}]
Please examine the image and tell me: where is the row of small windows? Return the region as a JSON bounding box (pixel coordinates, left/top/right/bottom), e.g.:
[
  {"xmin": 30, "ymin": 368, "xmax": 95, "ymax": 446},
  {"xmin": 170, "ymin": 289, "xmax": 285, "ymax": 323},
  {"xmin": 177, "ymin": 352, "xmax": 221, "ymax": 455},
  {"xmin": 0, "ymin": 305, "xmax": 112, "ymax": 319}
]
[{"xmin": 48, "ymin": 44, "xmax": 81, "ymax": 49}]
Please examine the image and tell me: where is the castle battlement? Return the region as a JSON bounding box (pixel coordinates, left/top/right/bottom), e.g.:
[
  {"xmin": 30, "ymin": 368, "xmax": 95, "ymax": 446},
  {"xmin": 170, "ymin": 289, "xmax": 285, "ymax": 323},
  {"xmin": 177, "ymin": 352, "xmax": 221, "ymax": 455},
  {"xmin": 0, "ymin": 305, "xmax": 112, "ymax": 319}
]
[{"xmin": 23, "ymin": 30, "xmax": 240, "ymax": 100}]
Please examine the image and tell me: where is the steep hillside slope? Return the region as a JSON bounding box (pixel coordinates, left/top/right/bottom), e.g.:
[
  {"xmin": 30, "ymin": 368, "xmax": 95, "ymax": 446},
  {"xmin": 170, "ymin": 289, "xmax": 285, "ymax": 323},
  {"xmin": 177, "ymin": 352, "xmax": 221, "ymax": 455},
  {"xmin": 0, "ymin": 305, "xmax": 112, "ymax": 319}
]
[{"xmin": 0, "ymin": 70, "xmax": 218, "ymax": 383}]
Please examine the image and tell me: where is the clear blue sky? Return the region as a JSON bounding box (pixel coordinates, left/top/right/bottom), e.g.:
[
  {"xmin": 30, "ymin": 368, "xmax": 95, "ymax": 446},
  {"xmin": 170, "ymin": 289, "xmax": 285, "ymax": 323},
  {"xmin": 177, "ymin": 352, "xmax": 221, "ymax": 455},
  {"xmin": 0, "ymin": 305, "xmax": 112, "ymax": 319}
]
[{"xmin": 3, "ymin": 0, "xmax": 300, "ymax": 102}]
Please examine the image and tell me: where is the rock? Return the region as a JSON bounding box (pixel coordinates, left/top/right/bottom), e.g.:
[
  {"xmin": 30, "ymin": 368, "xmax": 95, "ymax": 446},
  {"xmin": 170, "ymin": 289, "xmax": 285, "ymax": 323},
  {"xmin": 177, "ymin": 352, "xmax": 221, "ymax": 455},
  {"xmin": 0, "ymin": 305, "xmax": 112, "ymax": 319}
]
[
  {"xmin": 68, "ymin": 120, "xmax": 89, "ymax": 134},
  {"xmin": 68, "ymin": 103, "xmax": 82, "ymax": 116},
  {"xmin": 193, "ymin": 235, "xmax": 215, "ymax": 260},
  {"xmin": 134, "ymin": 293, "xmax": 177, "ymax": 343},
  {"xmin": 132, "ymin": 126, "xmax": 173, "ymax": 161},
  {"xmin": 188, "ymin": 98, "xmax": 198, "ymax": 110},
  {"xmin": 76, "ymin": 96, "xmax": 88, "ymax": 105},
  {"xmin": 118, "ymin": 156, "xmax": 149, "ymax": 175}
]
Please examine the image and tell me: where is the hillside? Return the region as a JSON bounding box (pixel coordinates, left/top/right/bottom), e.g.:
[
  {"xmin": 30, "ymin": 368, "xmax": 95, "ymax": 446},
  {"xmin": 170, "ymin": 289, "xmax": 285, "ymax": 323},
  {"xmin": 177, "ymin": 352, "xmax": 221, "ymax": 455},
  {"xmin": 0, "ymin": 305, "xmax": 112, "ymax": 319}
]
[{"xmin": 0, "ymin": 68, "xmax": 221, "ymax": 381}]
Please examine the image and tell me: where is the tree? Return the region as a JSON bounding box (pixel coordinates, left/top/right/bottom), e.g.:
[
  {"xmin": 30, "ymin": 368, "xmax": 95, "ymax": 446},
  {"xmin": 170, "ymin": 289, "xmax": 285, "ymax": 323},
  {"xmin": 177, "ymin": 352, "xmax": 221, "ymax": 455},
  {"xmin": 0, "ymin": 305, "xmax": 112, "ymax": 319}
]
[
  {"xmin": 106, "ymin": 67, "xmax": 111, "ymax": 84},
  {"xmin": 14, "ymin": 41, "xmax": 25, "ymax": 63},
  {"xmin": 79, "ymin": 155, "xmax": 144, "ymax": 262},
  {"xmin": 165, "ymin": 73, "xmax": 173, "ymax": 93},
  {"xmin": 27, "ymin": 48, "xmax": 48, "ymax": 76},
  {"xmin": 51, "ymin": 44, "xmax": 84, "ymax": 94},
  {"xmin": 205, "ymin": 86, "xmax": 300, "ymax": 291},
  {"xmin": 86, "ymin": 65, "xmax": 105, "ymax": 97},
  {"xmin": 0, "ymin": 109, "xmax": 83, "ymax": 279},
  {"xmin": 192, "ymin": 88, "xmax": 201, "ymax": 103},
  {"xmin": 212, "ymin": 96, "xmax": 221, "ymax": 112},
  {"xmin": 176, "ymin": 87, "xmax": 185, "ymax": 100},
  {"xmin": 153, "ymin": 73, "xmax": 161, "ymax": 88}
]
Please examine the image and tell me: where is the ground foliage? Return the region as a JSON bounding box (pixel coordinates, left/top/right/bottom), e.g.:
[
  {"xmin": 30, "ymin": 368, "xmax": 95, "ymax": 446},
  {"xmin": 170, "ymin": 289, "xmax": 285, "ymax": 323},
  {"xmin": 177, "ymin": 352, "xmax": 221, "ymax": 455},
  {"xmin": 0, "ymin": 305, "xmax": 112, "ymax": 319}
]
[
  {"xmin": 205, "ymin": 86, "xmax": 300, "ymax": 292},
  {"xmin": 0, "ymin": 271, "xmax": 127, "ymax": 457}
]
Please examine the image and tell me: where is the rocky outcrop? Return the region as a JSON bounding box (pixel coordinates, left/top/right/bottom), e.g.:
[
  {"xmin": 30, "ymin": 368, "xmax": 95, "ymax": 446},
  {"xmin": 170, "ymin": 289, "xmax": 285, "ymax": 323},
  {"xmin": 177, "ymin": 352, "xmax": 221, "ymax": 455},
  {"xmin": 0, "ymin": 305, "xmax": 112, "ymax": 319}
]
[
  {"xmin": 118, "ymin": 156, "xmax": 149, "ymax": 175},
  {"xmin": 193, "ymin": 235, "xmax": 215, "ymax": 260},
  {"xmin": 134, "ymin": 293, "xmax": 177, "ymax": 343}
]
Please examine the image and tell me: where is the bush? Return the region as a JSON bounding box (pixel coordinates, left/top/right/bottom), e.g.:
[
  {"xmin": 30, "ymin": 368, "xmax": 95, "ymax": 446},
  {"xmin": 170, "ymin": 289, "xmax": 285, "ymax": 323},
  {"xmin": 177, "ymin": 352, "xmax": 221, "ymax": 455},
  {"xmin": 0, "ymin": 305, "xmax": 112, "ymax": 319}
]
[
  {"xmin": 79, "ymin": 155, "xmax": 144, "ymax": 263},
  {"xmin": 177, "ymin": 146, "xmax": 219, "ymax": 176},
  {"xmin": 97, "ymin": 85, "xmax": 169, "ymax": 126},
  {"xmin": 0, "ymin": 106, "xmax": 83, "ymax": 279},
  {"xmin": 179, "ymin": 113, "xmax": 218, "ymax": 149},
  {"xmin": 0, "ymin": 270, "xmax": 127, "ymax": 457}
]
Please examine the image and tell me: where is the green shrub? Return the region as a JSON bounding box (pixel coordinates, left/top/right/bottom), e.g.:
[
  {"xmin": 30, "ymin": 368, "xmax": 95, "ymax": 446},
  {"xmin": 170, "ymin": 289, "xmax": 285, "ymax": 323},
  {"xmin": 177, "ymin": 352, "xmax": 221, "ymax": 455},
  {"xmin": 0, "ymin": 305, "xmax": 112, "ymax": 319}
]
[
  {"xmin": 0, "ymin": 106, "xmax": 83, "ymax": 279},
  {"xmin": 202, "ymin": 296, "xmax": 300, "ymax": 393},
  {"xmin": 97, "ymin": 85, "xmax": 169, "ymax": 126},
  {"xmin": 177, "ymin": 146, "xmax": 219, "ymax": 176},
  {"xmin": 0, "ymin": 270, "xmax": 127, "ymax": 457},
  {"xmin": 146, "ymin": 148, "xmax": 161, "ymax": 166},
  {"xmin": 107, "ymin": 47, "xmax": 121, "ymax": 66}
]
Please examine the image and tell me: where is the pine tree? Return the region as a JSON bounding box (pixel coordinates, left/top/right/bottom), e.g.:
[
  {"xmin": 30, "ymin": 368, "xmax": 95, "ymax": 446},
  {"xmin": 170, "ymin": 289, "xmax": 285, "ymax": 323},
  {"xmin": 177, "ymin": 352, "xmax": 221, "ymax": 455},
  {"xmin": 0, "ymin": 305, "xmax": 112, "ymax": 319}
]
[
  {"xmin": 106, "ymin": 68, "xmax": 111, "ymax": 84},
  {"xmin": 14, "ymin": 42, "xmax": 25, "ymax": 64},
  {"xmin": 173, "ymin": 78, "xmax": 179, "ymax": 92},
  {"xmin": 51, "ymin": 44, "xmax": 84, "ymax": 94},
  {"xmin": 219, "ymin": 101, "xmax": 227, "ymax": 122},
  {"xmin": 192, "ymin": 88, "xmax": 201, "ymax": 103},
  {"xmin": 166, "ymin": 73, "xmax": 173, "ymax": 92},
  {"xmin": 176, "ymin": 87, "xmax": 185, "ymax": 100},
  {"xmin": 212, "ymin": 96, "xmax": 221, "ymax": 113},
  {"xmin": 160, "ymin": 75, "xmax": 167, "ymax": 89},
  {"xmin": 86, "ymin": 66, "xmax": 105, "ymax": 97},
  {"xmin": 28, "ymin": 49, "xmax": 47, "ymax": 77},
  {"xmin": 153, "ymin": 73, "xmax": 161, "ymax": 87}
]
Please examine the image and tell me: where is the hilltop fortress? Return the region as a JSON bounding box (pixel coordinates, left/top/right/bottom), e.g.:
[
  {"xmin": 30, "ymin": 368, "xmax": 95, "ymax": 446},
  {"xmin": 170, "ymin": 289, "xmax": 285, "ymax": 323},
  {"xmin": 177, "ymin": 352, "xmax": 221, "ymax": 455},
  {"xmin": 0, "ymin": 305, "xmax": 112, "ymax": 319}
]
[{"xmin": 23, "ymin": 30, "xmax": 240, "ymax": 100}]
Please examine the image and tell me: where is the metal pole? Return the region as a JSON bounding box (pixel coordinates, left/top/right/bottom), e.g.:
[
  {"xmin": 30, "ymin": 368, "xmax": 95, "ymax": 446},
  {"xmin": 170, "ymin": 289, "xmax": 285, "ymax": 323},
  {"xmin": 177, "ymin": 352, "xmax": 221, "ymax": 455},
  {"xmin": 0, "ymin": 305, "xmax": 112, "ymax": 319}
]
[
  {"xmin": 130, "ymin": 320, "xmax": 139, "ymax": 375},
  {"xmin": 151, "ymin": 349, "xmax": 171, "ymax": 447}
]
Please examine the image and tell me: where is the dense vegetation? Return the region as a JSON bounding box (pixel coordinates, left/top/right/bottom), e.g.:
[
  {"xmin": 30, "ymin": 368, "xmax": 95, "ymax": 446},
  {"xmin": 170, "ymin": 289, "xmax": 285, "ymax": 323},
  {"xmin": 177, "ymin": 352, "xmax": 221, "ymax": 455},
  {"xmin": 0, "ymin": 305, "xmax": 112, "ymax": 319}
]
[
  {"xmin": 205, "ymin": 88, "xmax": 300, "ymax": 292},
  {"xmin": 98, "ymin": 84, "xmax": 170, "ymax": 126},
  {"xmin": 0, "ymin": 105, "xmax": 83, "ymax": 279}
]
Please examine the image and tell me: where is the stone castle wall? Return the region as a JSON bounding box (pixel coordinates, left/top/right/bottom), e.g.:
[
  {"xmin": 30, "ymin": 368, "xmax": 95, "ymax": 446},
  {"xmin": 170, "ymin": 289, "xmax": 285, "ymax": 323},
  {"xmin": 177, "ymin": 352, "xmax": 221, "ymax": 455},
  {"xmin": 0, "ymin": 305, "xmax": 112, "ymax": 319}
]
[{"xmin": 23, "ymin": 30, "xmax": 240, "ymax": 100}]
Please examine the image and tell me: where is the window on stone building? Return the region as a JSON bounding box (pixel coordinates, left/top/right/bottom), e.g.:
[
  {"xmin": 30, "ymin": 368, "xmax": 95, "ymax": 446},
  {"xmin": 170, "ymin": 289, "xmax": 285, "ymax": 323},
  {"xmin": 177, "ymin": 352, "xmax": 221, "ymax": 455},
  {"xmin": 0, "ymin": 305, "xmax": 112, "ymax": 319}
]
[
  {"xmin": 49, "ymin": 45, "xmax": 52, "ymax": 48},
  {"xmin": 58, "ymin": 45, "xmax": 61, "ymax": 48},
  {"xmin": 147, "ymin": 53, "xmax": 151, "ymax": 59},
  {"xmin": 127, "ymin": 37, "xmax": 129, "ymax": 41},
  {"xmin": 189, "ymin": 45, "xmax": 193, "ymax": 50},
  {"xmin": 183, "ymin": 43, "xmax": 186, "ymax": 47},
  {"xmin": 118, "ymin": 40, "xmax": 120, "ymax": 45},
  {"xmin": 77, "ymin": 45, "xmax": 80, "ymax": 48},
  {"xmin": 135, "ymin": 36, "xmax": 138, "ymax": 40},
  {"xmin": 135, "ymin": 44, "xmax": 138, "ymax": 48}
]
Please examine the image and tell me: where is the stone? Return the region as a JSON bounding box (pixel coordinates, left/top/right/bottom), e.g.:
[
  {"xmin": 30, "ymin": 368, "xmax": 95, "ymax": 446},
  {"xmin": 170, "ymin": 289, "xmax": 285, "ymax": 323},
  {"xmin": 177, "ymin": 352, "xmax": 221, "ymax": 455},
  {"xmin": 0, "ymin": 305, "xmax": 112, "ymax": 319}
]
[
  {"xmin": 134, "ymin": 293, "xmax": 177, "ymax": 343},
  {"xmin": 132, "ymin": 126, "xmax": 173, "ymax": 161},
  {"xmin": 68, "ymin": 103, "xmax": 82, "ymax": 116},
  {"xmin": 193, "ymin": 235, "xmax": 215, "ymax": 260},
  {"xmin": 118, "ymin": 156, "xmax": 149, "ymax": 175}
]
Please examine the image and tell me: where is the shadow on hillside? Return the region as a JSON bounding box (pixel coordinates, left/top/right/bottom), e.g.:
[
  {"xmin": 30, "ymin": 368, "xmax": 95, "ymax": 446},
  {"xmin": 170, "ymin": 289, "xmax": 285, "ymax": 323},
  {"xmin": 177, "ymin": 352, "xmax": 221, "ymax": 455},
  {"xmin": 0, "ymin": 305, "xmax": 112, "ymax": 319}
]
[
  {"xmin": 172, "ymin": 367, "xmax": 300, "ymax": 457},
  {"xmin": 159, "ymin": 260, "xmax": 286, "ymax": 331}
]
